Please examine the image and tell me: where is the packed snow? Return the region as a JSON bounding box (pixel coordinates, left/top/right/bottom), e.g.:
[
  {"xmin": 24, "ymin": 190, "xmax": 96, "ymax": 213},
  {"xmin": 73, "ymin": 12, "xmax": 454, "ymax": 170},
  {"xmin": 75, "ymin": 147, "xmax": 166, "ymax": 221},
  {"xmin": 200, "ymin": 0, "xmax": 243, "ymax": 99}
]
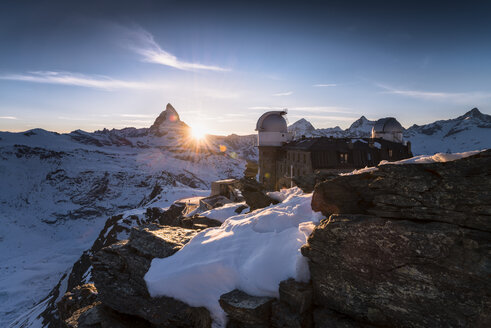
[
  {"xmin": 144, "ymin": 187, "xmax": 323, "ymax": 326},
  {"xmin": 342, "ymin": 150, "xmax": 484, "ymax": 176}
]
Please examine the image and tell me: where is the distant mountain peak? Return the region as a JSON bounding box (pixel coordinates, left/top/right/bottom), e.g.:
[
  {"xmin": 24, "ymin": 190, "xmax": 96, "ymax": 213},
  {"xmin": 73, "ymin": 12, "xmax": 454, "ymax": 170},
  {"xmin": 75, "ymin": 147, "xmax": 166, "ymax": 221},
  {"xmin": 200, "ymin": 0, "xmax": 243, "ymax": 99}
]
[
  {"xmin": 149, "ymin": 103, "xmax": 188, "ymax": 136},
  {"xmin": 457, "ymin": 107, "xmax": 490, "ymax": 122},
  {"xmin": 288, "ymin": 118, "xmax": 315, "ymax": 136}
]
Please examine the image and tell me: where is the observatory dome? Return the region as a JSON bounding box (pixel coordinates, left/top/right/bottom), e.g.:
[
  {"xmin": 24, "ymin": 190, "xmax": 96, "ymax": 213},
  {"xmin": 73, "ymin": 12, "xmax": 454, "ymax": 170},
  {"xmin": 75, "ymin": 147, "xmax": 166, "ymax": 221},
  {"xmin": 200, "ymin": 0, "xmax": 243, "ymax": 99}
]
[
  {"xmin": 372, "ymin": 117, "xmax": 403, "ymax": 134},
  {"xmin": 256, "ymin": 111, "xmax": 288, "ymax": 133},
  {"xmin": 371, "ymin": 117, "xmax": 404, "ymax": 143}
]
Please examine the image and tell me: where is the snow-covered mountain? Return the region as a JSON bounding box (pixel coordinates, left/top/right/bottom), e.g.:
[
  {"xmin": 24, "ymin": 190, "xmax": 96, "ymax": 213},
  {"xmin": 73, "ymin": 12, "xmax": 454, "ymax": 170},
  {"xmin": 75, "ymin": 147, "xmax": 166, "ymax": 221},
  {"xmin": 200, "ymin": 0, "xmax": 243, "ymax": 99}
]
[
  {"xmin": 0, "ymin": 104, "xmax": 256, "ymax": 327},
  {"xmin": 287, "ymin": 108, "xmax": 491, "ymax": 154},
  {"xmin": 2, "ymin": 105, "xmax": 490, "ymax": 327},
  {"xmin": 403, "ymin": 108, "xmax": 491, "ymax": 155}
]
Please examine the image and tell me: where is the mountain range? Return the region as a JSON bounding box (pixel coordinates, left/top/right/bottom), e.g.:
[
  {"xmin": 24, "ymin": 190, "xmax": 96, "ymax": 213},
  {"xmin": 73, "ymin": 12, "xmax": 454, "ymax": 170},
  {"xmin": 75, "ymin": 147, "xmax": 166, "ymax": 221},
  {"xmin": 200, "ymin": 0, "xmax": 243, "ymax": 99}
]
[
  {"xmin": 288, "ymin": 107, "xmax": 491, "ymax": 155},
  {"xmin": 1, "ymin": 104, "xmax": 490, "ymax": 327}
]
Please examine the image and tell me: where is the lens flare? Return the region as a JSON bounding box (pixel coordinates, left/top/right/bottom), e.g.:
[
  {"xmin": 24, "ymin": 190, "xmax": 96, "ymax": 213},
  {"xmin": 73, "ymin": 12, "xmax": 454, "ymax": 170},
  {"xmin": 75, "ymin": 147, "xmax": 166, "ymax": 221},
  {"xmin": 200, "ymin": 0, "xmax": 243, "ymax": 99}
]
[{"xmin": 191, "ymin": 126, "xmax": 207, "ymax": 140}]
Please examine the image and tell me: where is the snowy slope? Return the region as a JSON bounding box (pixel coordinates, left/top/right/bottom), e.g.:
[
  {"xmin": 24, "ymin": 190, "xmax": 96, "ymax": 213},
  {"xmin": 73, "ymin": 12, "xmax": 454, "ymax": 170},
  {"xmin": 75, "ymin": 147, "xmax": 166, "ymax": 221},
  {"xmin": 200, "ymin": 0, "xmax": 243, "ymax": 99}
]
[
  {"xmin": 403, "ymin": 108, "xmax": 491, "ymax": 154},
  {"xmin": 0, "ymin": 104, "xmax": 255, "ymax": 327},
  {"xmin": 288, "ymin": 108, "xmax": 490, "ymax": 154}
]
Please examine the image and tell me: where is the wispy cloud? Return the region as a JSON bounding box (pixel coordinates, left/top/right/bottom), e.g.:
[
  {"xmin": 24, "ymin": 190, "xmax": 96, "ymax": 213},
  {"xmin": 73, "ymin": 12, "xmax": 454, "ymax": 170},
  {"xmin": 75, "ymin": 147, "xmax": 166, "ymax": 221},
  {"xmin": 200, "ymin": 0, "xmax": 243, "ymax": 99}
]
[
  {"xmin": 0, "ymin": 116, "xmax": 17, "ymax": 120},
  {"xmin": 127, "ymin": 28, "xmax": 229, "ymax": 72},
  {"xmin": 313, "ymin": 83, "xmax": 337, "ymax": 87},
  {"xmin": 272, "ymin": 91, "xmax": 293, "ymax": 96},
  {"xmin": 377, "ymin": 83, "xmax": 491, "ymax": 103},
  {"xmin": 0, "ymin": 71, "xmax": 158, "ymax": 90}
]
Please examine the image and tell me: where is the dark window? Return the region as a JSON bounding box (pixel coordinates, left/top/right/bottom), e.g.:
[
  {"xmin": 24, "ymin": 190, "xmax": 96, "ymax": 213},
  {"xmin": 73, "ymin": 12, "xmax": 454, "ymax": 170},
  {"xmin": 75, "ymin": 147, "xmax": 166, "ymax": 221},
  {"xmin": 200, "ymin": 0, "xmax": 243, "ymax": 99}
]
[
  {"xmin": 303, "ymin": 153, "xmax": 306, "ymax": 163},
  {"xmin": 339, "ymin": 152, "xmax": 348, "ymax": 164}
]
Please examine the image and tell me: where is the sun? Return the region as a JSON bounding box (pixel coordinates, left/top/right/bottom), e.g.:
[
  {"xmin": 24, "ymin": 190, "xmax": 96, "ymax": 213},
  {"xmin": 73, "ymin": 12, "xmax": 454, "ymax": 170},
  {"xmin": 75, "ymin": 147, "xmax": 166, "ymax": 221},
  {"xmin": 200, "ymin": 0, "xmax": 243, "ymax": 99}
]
[{"xmin": 190, "ymin": 125, "xmax": 208, "ymax": 140}]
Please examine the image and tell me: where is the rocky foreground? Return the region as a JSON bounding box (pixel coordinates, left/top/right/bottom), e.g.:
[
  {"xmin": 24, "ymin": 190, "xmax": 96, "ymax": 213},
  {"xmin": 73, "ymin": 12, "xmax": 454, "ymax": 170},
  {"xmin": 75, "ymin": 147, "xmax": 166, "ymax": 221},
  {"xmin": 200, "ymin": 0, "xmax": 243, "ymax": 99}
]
[{"xmin": 51, "ymin": 150, "xmax": 490, "ymax": 327}]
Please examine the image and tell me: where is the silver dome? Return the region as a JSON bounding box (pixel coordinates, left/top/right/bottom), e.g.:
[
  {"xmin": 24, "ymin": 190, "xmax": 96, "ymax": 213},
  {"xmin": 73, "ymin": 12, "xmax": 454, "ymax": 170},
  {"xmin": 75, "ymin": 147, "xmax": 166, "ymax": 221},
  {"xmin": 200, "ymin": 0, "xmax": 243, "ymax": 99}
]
[
  {"xmin": 256, "ymin": 111, "xmax": 288, "ymax": 133},
  {"xmin": 372, "ymin": 117, "xmax": 403, "ymax": 134}
]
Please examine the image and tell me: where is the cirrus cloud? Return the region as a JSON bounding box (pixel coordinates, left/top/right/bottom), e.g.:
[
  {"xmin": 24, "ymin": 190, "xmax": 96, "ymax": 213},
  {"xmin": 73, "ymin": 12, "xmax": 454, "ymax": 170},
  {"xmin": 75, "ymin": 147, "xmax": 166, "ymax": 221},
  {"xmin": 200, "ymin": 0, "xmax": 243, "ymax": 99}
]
[
  {"xmin": 127, "ymin": 27, "xmax": 230, "ymax": 72},
  {"xmin": 0, "ymin": 71, "xmax": 161, "ymax": 90}
]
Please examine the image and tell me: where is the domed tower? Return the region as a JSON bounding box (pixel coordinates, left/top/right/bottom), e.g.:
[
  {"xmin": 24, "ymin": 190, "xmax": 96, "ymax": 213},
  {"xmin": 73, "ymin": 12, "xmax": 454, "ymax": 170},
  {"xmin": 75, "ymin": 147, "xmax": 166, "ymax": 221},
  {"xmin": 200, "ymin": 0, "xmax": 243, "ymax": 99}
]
[
  {"xmin": 255, "ymin": 111, "xmax": 291, "ymax": 189},
  {"xmin": 371, "ymin": 117, "xmax": 404, "ymax": 143}
]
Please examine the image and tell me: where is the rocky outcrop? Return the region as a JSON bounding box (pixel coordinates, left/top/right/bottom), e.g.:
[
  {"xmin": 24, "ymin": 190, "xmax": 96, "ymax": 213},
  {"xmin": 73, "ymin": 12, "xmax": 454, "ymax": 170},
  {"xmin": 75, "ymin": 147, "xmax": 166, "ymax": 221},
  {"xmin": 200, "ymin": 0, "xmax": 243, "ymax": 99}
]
[
  {"xmin": 91, "ymin": 224, "xmax": 211, "ymax": 327},
  {"xmin": 311, "ymin": 149, "xmax": 491, "ymax": 231},
  {"xmin": 304, "ymin": 150, "xmax": 491, "ymax": 327},
  {"xmin": 218, "ymin": 280, "xmax": 314, "ymax": 328},
  {"xmin": 219, "ymin": 289, "xmax": 275, "ymax": 327}
]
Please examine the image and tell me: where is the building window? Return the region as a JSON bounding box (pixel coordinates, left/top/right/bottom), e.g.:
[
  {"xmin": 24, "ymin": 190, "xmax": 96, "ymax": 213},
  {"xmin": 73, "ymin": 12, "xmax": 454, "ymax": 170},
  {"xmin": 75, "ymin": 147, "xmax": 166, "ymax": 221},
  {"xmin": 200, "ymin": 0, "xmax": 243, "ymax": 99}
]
[
  {"xmin": 367, "ymin": 153, "xmax": 371, "ymax": 161},
  {"xmin": 303, "ymin": 153, "xmax": 306, "ymax": 163},
  {"xmin": 339, "ymin": 152, "xmax": 348, "ymax": 164},
  {"xmin": 388, "ymin": 149, "xmax": 393, "ymax": 158}
]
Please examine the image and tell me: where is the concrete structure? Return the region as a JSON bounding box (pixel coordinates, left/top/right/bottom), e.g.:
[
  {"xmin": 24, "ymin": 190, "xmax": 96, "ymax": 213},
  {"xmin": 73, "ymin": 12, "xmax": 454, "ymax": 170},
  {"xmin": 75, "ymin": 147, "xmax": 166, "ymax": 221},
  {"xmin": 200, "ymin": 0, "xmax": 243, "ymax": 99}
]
[
  {"xmin": 255, "ymin": 110, "xmax": 293, "ymax": 189},
  {"xmin": 256, "ymin": 112, "xmax": 412, "ymax": 190}
]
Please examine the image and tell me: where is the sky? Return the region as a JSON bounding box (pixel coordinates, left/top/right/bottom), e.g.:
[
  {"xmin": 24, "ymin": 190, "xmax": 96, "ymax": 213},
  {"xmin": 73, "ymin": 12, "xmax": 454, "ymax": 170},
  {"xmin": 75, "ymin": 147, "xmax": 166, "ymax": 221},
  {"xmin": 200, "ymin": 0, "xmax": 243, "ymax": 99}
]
[{"xmin": 1, "ymin": 0, "xmax": 491, "ymax": 135}]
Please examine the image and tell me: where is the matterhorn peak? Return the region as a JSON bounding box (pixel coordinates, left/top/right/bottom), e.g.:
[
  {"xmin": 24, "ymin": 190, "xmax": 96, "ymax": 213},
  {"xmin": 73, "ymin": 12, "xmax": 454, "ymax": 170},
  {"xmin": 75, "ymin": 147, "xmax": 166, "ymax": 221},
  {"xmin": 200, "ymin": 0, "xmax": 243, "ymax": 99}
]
[{"xmin": 149, "ymin": 103, "xmax": 188, "ymax": 136}]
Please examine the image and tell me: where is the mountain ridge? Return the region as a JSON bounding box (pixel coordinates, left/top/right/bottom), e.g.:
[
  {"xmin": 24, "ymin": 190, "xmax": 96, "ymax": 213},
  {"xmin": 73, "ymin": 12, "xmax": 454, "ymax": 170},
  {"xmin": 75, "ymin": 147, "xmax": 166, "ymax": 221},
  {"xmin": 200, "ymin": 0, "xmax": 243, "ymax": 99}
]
[{"xmin": 287, "ymin": 108, "xmax": 491, "ymax": 154}]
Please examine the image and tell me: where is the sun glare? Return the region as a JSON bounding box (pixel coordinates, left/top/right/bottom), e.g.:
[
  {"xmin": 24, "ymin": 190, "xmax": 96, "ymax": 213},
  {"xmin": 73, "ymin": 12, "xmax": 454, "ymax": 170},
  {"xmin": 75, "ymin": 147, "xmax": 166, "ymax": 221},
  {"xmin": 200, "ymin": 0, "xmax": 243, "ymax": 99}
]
[{"xmin": 190, "ymin": 126, "xmax": 207, "ymax": 140}]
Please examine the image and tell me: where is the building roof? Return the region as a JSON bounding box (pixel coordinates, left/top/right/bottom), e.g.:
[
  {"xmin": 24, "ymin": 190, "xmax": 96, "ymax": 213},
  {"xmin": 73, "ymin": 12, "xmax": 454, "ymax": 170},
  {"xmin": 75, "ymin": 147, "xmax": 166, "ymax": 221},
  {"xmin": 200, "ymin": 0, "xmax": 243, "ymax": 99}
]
[{"xmin": 282, "ymin": 136, "xmax": 404, "ymax": 151}]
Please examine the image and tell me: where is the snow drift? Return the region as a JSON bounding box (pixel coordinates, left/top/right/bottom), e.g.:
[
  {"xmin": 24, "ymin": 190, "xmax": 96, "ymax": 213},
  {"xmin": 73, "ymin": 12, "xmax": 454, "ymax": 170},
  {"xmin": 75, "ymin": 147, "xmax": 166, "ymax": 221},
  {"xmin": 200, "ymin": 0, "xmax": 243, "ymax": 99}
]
[{"xmin": 144, "ymin": 187, "xmax": 323, "ymax": 326}]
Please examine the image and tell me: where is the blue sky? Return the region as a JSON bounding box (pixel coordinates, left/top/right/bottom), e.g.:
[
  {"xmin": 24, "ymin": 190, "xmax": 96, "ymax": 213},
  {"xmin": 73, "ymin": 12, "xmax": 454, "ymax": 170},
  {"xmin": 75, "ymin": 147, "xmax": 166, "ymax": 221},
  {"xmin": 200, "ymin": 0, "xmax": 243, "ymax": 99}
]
[{"xmin": 1, "ymin": 0, "xmax": 490, "ymax": 135}]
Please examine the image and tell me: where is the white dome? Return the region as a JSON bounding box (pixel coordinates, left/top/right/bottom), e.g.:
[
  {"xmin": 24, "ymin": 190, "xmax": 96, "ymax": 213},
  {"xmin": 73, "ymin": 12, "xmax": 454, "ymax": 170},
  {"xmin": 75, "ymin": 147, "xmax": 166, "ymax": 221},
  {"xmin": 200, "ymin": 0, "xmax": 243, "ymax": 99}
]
[
  {"xmin": 256, "ymin": 111, "xmax": 288, "ymax": 133},
  {"xmin": 372, "ymin": 117, "xmax": 403, "ymax": 134},
  {"xmin": 371, "ymin": 117, "xmax": 404, "ymax": 143}
]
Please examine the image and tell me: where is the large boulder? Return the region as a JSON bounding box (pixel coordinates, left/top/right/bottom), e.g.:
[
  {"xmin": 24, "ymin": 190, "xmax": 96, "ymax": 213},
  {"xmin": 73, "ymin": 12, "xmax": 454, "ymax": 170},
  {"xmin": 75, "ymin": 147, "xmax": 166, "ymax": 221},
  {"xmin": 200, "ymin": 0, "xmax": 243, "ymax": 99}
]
[
  {"xmin": 303, "ymin": 150, "xmax": 491, "ymax": 327},
  {"xmin": 311, "ymin": 150, "xmax": 491, "ymax": 232},
  {"xmin": 302, "ymin": 214, "xmax": 491, "ymax": 327},
  {"xmin": 92, "ymin": 223, "xmax": 211, "ymax": 327}
]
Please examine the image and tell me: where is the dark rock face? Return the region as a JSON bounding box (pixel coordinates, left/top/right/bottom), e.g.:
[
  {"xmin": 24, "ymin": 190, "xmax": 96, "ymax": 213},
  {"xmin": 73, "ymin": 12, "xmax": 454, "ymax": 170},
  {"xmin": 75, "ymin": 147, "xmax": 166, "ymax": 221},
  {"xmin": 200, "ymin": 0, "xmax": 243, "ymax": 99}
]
[
  {"xmin": 279, "ymin": 279, "xmax": 313, "ymax": 314},
  {"xmin": 92, "ymin": 224, "xmax": 211, "ymax": 328},
  {"xmin": 58, "ymin": 284, "xmax": 99, "ymax": 322},
  {"xmin": 271, "ymin": 301, "xmax": 313, "ymax": 328},
  {"xmin": 302, "ymin": 215, "xmax": 491, "ymax": 327},
  {"xmin": 219, "ymin": 289, "xmax": 275, "ymax": 327},
  {"xmin": 304, "ymin": 150, "xmax": 491, "ymax": 327},
  {"xmin": 237, "ymin": 177, "xmax": 279, "ymax": 211},
  {"xmin": 311, "ymin": 149, "xmax": 491, "ymax": 231},
  {"xmin": 65, "ymin": 303, "xmax": 152, "ymax": 328},
  {"xmin": 181, "ymin": 215, "xmax": 222, "ymax": 229}
]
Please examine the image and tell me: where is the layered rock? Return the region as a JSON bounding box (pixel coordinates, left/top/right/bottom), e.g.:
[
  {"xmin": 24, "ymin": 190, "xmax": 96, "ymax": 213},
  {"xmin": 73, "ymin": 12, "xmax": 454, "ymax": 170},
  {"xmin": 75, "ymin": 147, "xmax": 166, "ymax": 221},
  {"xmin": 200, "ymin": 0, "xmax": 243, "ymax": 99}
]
[
  {"xmin": 219, "ymin": 289, "xmax": 275, "ymax": 327},
  {"xmin": 304, "ymin": 150, "xmax": 491, "ymax": 327},
  {"xmin": 91, "ymin": 224, "xmax": 211, "ymax": 327},
  {"xmin": 311, "ymin": 149, "xmax": 491, "ymax": 231}
]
